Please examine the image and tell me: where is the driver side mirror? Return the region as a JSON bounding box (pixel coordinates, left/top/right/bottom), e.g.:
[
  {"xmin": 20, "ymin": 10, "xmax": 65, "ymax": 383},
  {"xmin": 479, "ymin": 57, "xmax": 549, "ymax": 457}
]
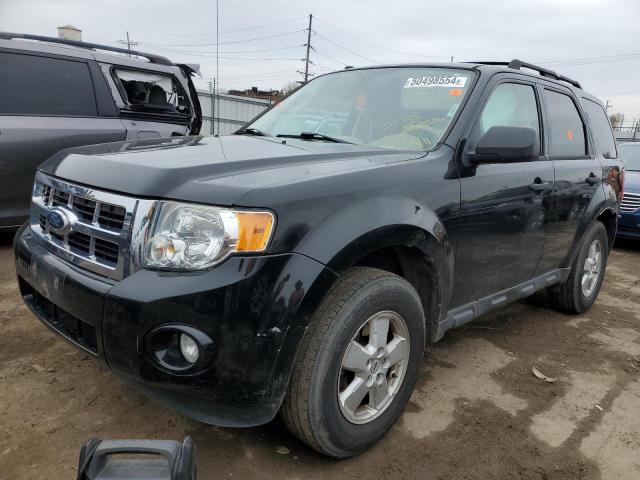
[{"xmin": 469, "ymin": 126, "xmax": 539, "ymax": 164}]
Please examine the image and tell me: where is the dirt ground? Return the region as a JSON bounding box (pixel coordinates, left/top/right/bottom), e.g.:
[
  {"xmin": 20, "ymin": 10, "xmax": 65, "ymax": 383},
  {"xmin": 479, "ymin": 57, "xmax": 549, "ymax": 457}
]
[{"xmin": 1, "ymin": 233, "xmax": 639, "ymax": 480}]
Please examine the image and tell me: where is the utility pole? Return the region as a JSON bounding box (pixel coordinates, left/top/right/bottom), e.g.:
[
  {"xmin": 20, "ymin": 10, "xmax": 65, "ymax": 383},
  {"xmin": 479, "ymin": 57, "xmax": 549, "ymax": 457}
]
[
  {"xmin": 304, "ymin": 14, "xmax": 313, "ymax": 83},
  {"xmin": 604, "ymin": 100, "xmax": 612, "ymax": 113},
  {"xmin": 126, "ymin": 31, "xmax": 132, "ymax": 56},
  {"xmin": 215, "ymin": 0, "xmax": 220, "ymax": 136},
  {"xmin": 211, "ymin": 78, "xmax": 215, "ymax": 135}
]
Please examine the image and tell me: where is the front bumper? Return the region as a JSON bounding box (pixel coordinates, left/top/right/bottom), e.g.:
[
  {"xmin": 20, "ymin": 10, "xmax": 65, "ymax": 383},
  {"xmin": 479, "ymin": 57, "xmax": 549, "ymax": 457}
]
[
  {"xmin": 617, "ymin": 210, "xmax": 640, "ymax": 239},
  {"xmin": 14, "ymin": 225, "xmax": 338, "ymax": 427}
]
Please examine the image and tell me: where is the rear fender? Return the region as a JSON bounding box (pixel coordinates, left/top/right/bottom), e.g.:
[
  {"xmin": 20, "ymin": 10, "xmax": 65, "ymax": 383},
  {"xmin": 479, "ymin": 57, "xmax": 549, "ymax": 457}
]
[{"xmin": 564, "ymin": 185, "xmax": 618, "ymax": 267}]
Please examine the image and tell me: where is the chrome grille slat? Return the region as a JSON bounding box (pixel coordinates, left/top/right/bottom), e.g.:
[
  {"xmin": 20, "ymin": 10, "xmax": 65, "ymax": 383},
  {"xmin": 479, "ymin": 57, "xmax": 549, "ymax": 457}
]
[
  {"xmin": 30, "ymin": 172, "xmax": 139, "ymax": 280},
  {"xmin": 620, "ymin": 192, "xmax": 640, "ymax": 213}
]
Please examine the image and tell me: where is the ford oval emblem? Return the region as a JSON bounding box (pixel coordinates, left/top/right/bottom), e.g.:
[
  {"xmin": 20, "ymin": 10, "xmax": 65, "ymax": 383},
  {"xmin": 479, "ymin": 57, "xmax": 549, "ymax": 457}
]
[{"xmin": 46, "ymin": 209, "xmax": 72, "ymax": 235}]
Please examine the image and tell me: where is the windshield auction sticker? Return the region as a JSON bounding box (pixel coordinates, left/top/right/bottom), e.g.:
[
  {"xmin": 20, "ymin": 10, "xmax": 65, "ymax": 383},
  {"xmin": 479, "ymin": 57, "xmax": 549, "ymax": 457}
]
[{"xmin": 404, "ymin": 76, "xmax": 468, "ymax": 88}]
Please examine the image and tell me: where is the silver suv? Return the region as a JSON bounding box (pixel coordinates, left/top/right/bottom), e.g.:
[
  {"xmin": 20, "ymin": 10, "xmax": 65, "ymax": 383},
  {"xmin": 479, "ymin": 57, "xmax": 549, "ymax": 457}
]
[{"xmin": 0, "ymin": 32, "xmax": 202, "ymax": 230}]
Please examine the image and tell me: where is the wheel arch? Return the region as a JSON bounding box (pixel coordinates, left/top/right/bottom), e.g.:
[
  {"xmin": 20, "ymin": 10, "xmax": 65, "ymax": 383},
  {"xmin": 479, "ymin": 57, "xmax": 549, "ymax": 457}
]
[
  {"xmin": 595, "ymin": 206, "xmax": 618, "ymax": 251},
  {"xmin": 293, "ymin": 195, "xmax": 455, "ymax": 344}
]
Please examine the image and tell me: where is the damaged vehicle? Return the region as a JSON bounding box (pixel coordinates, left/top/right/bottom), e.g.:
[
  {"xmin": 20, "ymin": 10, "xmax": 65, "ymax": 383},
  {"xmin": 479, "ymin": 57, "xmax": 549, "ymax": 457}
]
[
  {"xmin": 0, "ymin": 32, "xmax": 202, "ymax": 230},
  {"xmin": 14, "ymin": 60, "xmax": 622, "ymax": 457}
]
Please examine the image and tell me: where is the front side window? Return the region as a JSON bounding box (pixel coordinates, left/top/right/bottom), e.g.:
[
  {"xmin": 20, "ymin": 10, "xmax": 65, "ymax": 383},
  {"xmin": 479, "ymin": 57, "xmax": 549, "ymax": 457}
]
[
  {"xmin": 543, "ymin": 90, "xmax": 587, "ymax": 157},
  {"xmin": 470, "ymin": 82, "xmax": 540, "ymax": 150},
  {"xmin": 114, "ymin": 69, "xmax": 190, "ymax": 116},
  {"xmin": 581, "ymin": 98, "xmax": 617, "ymax": 159},
  {"xmin": 248, "ymin": 68, "xmax": 475, "ymax": 151},
  {"xmin": 0, "ymin": 52, "xmax": 96, "ymax": 116}
]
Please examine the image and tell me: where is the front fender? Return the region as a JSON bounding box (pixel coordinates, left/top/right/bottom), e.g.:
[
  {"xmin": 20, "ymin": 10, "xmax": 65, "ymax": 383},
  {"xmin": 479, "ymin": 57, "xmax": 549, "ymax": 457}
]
[
  {"xmin": 295, "ymin": 196, "xmax": 451, "ymax": 265},
  {"xmin": 294, "ymin": 196, "xmax": 455, "ymax": 328}
]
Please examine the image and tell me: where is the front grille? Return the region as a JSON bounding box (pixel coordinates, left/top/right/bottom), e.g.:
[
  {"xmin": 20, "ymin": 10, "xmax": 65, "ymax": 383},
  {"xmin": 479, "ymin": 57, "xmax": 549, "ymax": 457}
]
[
  {"xmin": 52, "ymin": 190, "xmax": 70, "ymax": 207},
  {"xmin": 620, "ymin": 192, "xmax": 640, "ymax": 213},
  {"xmin": 31, "ymin": 173, "xmax": 140, "ymax": 280},
  {"xmin": 72, "ymin": 196, "xmax": 97, "ymax": 222},
  {"xmin": 95, "ymin": 238, "xmax": 119, "ymax": 264},
  {"xmin": 98, "ymin": 203, "xmax": 126, "ymax": 230}
]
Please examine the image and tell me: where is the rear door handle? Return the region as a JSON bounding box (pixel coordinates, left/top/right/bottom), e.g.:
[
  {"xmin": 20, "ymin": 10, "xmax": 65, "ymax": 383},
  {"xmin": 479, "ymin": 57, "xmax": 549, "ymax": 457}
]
[{"xmin": 529, "ymin": 179, "xmax": 553, "ymax": 192}]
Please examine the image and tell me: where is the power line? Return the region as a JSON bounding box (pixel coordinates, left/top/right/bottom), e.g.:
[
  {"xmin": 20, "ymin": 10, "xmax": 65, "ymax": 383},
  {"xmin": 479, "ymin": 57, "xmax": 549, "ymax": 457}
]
[
  {"xmin": 312, "ymin": 30, "xmax": 381, "ymax": 65},
  {"xmin": 312, "ymin": 48, "xmax": 349, "ymax": 66},
  {"xmin": 136, "ymin": 29, "xmax": 305, "ymax": 47},
  {"xmin": 314, "ymin": 16, "xmax": 441, "ymax": 60},
  {"xmin": 539, "ymin": 54, "xmax": 640, "ymax": 68},
  {"xmin": 130, "ymin": 16, "xmax": 306, "ymax": 37},
  {"xmin": 209, "ymin": 69, "xmax": 297, "ymax": 79},
  {"xmin": 139, "ymin": 44, "xmax": 304, "ymax": 55},
  {"xmin": 540, "ymin": 53, "xmax": 640, "ymax": 66},
  {"xmin": 133, "ymin": 45, "xmax": 303, "ymax": 61}
]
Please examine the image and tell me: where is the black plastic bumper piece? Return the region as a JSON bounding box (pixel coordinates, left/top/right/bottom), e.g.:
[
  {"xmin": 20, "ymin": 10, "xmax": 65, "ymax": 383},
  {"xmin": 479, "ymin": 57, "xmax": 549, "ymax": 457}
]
[{"xmin": 15, "ymin": 225, "xmax": 339, "ymax": 427}]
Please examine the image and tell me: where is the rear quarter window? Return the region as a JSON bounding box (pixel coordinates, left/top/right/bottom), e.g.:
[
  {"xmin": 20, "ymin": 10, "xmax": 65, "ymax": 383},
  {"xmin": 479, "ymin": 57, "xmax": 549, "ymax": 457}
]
[
  {"xmin": 0, "ymin": 52, "xmax": 97, "ymax": 116},
  {"xmin": 543, "ymin": 89, "xmax": 587, "ymax": 157},
  {"xmin": 581, "ymin": 98, "xmax": 617, "ymax": 159},
  {"xmin": 113, "ymin": 68, "xmax": 190, "ymax": 116}
]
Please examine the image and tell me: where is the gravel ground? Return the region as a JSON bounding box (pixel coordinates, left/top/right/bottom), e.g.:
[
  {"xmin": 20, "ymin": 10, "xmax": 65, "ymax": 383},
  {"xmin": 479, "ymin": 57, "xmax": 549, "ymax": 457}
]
[{"xmin": 1, "ymin": 233, "xmax": 639, "ymax": 480}]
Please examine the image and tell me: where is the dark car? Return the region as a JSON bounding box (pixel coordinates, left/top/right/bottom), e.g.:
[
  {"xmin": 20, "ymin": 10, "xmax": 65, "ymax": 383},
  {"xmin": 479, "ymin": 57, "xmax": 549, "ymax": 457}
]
[
  {"xmin": 0, "ymin": 32, "xmax": 202, "ymax": 231},
  {"xmin": 617, "ymin": 142, "xmax": 640, "ymax": 239},
  {"xmin": 14, "ymin": 60, "xmax": 623, "ymax": 457}
]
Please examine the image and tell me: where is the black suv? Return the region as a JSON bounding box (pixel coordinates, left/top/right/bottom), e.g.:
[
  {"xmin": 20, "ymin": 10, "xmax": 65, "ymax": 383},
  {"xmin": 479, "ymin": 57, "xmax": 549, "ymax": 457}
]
[
  {"xmin": 0, "ymin": 32, "xmax": 202, "ymax": 230},
  {"xmin": 14, "ymin": 60, "xmax": 623, "ymax": 457}
]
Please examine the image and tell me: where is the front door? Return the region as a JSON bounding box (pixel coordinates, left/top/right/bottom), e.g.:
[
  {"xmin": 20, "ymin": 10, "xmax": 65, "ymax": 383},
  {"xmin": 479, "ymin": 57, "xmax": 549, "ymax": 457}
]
[{"xmin": 449, "ymin": 79, "xmax": 555, "ymax": 308}]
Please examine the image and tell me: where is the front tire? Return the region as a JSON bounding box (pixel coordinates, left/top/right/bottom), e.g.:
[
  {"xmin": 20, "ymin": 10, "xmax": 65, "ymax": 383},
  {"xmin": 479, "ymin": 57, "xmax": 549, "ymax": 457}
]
[
  {"xmin": 281, "ymin": 267, "xmax": 425, "ymax": 458},
  {"xmin": 548, "ymin": 221, "xmax": 609, "ymax": 314}
]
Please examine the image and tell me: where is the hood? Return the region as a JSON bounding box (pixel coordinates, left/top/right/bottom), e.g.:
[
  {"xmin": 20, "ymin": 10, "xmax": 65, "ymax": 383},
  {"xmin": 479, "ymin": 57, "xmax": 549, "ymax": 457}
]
[
  {"xmin": 624, "ymin": 170, "xmax": 640, "ymax": 192},
  {"xmin": 39, "ymin": 135, "xmax": 424, "ymax": 206}
]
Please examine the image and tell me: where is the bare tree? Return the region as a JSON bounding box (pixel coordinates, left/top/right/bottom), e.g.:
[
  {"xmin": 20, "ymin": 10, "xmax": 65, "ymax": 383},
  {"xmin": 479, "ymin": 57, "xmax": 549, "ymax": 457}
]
[
  {"xmin": 609, "ymin": 112, "xmax": 623, "ymax": 128},
  {"xmin": 281, "ymin": 81, "xmax": 299, "ymax": 97}
]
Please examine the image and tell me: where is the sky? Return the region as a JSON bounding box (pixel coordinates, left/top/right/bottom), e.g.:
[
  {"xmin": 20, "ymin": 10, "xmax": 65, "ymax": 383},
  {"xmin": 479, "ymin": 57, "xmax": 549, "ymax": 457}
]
[{"xmin": 2, "ymin": 0, "xmax": 639, "ymax": 123}]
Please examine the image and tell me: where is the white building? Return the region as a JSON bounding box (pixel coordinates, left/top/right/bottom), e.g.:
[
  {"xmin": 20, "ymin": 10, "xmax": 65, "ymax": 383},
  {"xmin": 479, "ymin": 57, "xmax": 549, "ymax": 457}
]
[{"xmin": 197, "ymin": 90, "xmax": 271, "ymax": 135}]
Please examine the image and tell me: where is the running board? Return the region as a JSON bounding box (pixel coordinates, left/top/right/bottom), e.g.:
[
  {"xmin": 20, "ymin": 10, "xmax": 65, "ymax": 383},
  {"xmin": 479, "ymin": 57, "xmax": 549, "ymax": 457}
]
[{"xmin": 435, "ymin": 268, "xmax": 571, "ymax": 341}]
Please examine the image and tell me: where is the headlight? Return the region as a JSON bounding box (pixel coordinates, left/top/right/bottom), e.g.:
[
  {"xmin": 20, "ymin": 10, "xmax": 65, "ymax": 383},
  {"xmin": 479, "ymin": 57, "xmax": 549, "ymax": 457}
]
[{"xmin": 142, "ymin": 201, "xmax": 274, "ymax": 270}]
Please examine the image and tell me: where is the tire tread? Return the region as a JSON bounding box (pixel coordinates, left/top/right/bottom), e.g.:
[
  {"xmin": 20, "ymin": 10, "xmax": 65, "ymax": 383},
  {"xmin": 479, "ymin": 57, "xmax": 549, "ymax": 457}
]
[{"xmin": 281, "ymin": 267, "xmax": 398, "ymax": 455}]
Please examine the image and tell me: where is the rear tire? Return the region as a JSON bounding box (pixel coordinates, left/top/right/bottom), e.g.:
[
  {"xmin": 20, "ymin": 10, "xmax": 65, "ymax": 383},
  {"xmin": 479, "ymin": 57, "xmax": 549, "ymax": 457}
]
[
  {"xmin": 548, "ymin": 221, "xmax": 609, "ymax": 314},
  {"xmin": 281, "ymin": 267, "xmax": 425, "ymax": 458}
]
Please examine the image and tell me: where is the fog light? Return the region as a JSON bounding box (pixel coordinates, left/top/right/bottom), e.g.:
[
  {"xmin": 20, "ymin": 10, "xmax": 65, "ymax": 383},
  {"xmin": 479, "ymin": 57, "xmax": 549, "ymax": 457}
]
[{"xmin": 179, "ymin": 334, "xmax": 200, "ymax": 364}]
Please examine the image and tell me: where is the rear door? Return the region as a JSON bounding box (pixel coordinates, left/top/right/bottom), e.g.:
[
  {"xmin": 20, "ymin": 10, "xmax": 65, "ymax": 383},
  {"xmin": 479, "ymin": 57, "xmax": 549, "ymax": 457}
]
[
  {"xmin": 450, "ymin": 77, "xmax": 555, "ymax": 308},
  {"xmin": 535, "ymin": 86, "xmax": 603, "ymax": 273},
  {"xmin": 0, "ymin": 50, "xmax": 125, "ymax": 228}
]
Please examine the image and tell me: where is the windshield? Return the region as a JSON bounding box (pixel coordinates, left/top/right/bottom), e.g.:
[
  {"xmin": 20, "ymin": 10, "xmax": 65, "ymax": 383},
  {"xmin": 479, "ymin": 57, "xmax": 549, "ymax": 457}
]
[
  {"xmin": 619, "ymin": 144, "xmax": 640, "ymax": 171},
  {"xmin": 247, "ymin": 67, "xmax": 475, "ymax": 151}
]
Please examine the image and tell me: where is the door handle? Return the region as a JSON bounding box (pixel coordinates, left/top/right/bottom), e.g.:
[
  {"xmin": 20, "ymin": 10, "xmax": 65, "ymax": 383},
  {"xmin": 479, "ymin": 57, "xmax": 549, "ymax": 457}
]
[
  {"xmin": 529, "ymin": 179, "xmax": 553, "ymax": 192},
  {"xmin": 585, "ymin": 173, "xmax": 600, "ymax": 185}
]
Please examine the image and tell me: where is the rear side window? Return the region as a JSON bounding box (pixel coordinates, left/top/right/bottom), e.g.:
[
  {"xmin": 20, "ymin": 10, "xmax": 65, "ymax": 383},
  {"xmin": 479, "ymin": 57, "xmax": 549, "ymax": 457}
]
[
  {"xmin": 0, "ymin": 52, "xmax": 96, "ymax": 116},
  {"xmin": 581, "ymin": 98, "xmax": 617, "ymax": 158},
  {"xmin": 113, "ymin": 69, "xmax": 190, "ymax": 116},
  {"xmin": 543, "ymin": 90, "xmax": 586, "ymax": 157}
]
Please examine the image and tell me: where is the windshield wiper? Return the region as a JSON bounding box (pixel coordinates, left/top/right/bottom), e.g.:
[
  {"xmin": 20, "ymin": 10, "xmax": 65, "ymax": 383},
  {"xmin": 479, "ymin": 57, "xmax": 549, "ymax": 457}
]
[
  {"xmin": 276, "ymin": 132, "xmax": 354, "ymax": 144},
  {"xmin": 235, "ymin": 127, "xmax": 269, "ymax": 136}
]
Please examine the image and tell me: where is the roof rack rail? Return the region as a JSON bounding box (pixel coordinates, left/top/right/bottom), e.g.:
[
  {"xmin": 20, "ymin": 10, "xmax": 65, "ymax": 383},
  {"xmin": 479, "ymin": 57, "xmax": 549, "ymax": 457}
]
[
  {"xmin": 0, "ymin": 32, "xmax": 174, "ymax": 66},
  {"xmin": 470, "ymin": 59, "xmax": 582, "ymax": 89}
]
